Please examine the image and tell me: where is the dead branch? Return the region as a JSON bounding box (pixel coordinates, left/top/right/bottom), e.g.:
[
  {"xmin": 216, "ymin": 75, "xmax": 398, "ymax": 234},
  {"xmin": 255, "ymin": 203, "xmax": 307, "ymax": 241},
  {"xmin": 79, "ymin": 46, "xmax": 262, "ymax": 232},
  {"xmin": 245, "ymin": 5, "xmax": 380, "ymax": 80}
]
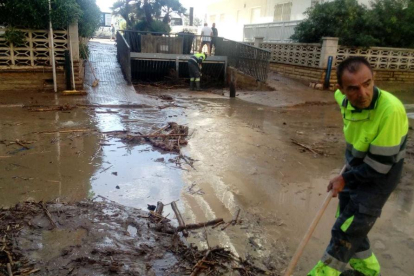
[
  {"xmin": 212, "ymin": 221, "xmax": 225, "ymax": 229},
  {"xmin": 171, "ymin": 202, "xmax": 188, "ymax": 237},
  {"xmin": 177, "ymin": 218, "xmax": 224, "ymax": 231},
  {"xmin": 190, "ymin": 248, "xmax": 222, "ymax": 276},
  {"xmin": 232, "ymin": 209, "xmax": 241, "ymax": 226},
  {"xmin": 40, "ymin": 203, "xmax": 56, "ymax": 229},
  {"xmin": 100, "ymin": 165, "xmax": 113, "ymax": 173},
  {"xmin": 15, "ymin": 139, "xmax": 29, "ymax": 150},
  {"xmin": 222, "ymin": 208, "xmax": 241, "ymax": 231},
  {"xmin": 151, "ymin": 125, "xmax": 169, "ymax": 136},
  {"xmin": 37, "ymin": 129, "xmax": 96, "ymax": 135},
  {"xmin": 291, "ymin": 139, "xmax": 319, "ymax": 155},
  {"xmin": 155, "ymin": 201, "xmax": 164, "ymax": 216},
  {"xmin": 77, "ymin": 104, "xmax": 151, "ymax": 109},
  {"xmin": 7, "ymin": 263, "xmax": 13, "ymax": 276}
]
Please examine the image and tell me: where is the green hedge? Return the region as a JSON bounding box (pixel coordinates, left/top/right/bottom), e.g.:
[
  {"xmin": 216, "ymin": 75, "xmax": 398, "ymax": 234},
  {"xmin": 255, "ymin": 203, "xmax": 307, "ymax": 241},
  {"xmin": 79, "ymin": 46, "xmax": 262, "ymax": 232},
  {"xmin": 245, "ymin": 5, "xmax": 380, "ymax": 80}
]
[{"xmin": 0, "ymin": 0, "xmax": 101, "ymax": 38}]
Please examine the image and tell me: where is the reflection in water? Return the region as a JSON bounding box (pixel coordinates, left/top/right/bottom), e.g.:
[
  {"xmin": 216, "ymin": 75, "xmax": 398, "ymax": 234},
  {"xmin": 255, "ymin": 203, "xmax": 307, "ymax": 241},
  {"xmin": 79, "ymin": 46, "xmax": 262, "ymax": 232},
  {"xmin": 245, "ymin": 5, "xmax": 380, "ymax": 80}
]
[
  {"xmin": 0, "ymin": 108, "xmax": 99, "ymax": 206},
  {"xmin": 90, "ymin": 139, "xmax": 184, "ymax": 209}
]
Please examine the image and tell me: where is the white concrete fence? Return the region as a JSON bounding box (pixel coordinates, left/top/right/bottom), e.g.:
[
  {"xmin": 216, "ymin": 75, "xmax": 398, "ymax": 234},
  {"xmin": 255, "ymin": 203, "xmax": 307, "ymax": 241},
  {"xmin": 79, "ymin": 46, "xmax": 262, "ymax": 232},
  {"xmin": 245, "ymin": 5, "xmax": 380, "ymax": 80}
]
[
  {"xmin": 0, "ymin": 23, "xmax": 79, "ymax": 69},
  {"xmin": 251, "ymin": 37, "xmax": 414, "ymax": 71}
]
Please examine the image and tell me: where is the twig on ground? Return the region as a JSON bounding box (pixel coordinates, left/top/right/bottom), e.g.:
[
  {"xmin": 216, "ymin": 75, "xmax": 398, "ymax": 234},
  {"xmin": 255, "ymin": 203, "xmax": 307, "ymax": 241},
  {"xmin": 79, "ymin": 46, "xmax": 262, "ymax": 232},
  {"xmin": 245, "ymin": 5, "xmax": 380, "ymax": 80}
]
[
  {"xmin": 40, "ymin": 202, "xmax": 56, "ymax": 229},
  {"xmin": 100, "ymin": 165, "xmax": 113, "ymax": 173},
  {"xmin": 291, "ymin": 139, "xmax": 320, "ymax": 155},
  {"xmin": 171, "ymin": 202, "xmax": 188, "ymax": 237}
]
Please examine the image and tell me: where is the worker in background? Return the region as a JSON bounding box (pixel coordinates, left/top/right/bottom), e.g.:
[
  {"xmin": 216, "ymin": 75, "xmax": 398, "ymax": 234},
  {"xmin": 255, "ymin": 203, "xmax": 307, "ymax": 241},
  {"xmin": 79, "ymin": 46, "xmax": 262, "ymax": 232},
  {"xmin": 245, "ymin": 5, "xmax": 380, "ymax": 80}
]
[
  {"xmin": 211, "ymin": 23, "xmax": 218, "ymax": 54},
  {"xmin": 308, "ymin": 56, "xmax": 408, "ymax": 276},
  {"xmin": 110, "ymin": 24, "xmax": 116, "ymax": 41},
  {"xmin": 199, "ymin": 23, "xmax": 212, "ymax": 54},
  {"xmin": 188, "ymin": 52, "xmax": 206, "ymax": 91}
]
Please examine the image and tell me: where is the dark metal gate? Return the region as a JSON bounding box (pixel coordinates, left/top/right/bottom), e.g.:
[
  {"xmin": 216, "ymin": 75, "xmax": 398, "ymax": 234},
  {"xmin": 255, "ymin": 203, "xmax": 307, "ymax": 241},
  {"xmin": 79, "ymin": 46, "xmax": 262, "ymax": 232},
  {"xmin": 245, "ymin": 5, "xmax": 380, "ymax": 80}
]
[
  {"xmin": 116, "ymin": 31, "xmax": 270, "ymax": 84},
  {"xmin": 215, "ymin": 38, "xmax": 271, "ymax": 82}
]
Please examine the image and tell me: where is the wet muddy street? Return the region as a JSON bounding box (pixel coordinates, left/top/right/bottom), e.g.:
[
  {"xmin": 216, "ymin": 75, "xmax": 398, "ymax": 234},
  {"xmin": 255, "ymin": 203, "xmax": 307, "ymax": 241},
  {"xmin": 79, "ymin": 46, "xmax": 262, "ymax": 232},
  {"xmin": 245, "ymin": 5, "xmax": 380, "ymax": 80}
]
[{"xmin": 1, "ymin": 40, "xmax": 413, "ymax": 275}]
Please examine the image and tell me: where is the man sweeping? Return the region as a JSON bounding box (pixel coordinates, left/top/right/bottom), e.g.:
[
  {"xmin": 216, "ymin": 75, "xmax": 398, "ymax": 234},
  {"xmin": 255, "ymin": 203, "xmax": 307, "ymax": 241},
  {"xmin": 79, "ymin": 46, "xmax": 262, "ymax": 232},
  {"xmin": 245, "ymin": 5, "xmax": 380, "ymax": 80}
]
[
  {"xmin": 308, "ymin": 57, "xmax": 408, "ymax": 276},
  {"xmin": 188, "ymin": 52, "xmax": 206, "ymax": 91}
]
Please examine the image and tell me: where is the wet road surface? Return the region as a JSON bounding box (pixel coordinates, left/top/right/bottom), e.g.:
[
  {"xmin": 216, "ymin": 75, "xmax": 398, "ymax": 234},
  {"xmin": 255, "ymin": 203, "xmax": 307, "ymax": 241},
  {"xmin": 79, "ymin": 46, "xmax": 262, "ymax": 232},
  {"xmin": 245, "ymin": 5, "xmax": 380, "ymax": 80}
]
[{"xmin": 1, "ymin": 40, "xmax": 413, "ymax": 275}]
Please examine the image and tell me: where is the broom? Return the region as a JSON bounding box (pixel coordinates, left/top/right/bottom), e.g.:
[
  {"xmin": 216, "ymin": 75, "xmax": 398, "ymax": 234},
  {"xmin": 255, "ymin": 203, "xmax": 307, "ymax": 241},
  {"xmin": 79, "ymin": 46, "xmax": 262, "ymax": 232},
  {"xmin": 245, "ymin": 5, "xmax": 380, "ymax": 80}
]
[
  {"xmin": 85, "ymin": 49, "xmax": 99, "ymax": 87},
  {"xmin": 88, "ymin": 59, "xmax": 99, "ymax": 87},
  {"xmin": 62, "ymin": 32, "xmax": 87, "ymax": 96},
  {"xmin": 283, "ymin": 165, "xmax": 347, "ymax": 276}
]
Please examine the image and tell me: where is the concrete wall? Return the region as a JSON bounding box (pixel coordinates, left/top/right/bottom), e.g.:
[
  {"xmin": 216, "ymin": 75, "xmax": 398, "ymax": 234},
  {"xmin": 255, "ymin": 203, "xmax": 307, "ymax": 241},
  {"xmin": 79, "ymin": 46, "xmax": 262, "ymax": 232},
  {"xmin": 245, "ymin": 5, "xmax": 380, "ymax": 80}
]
[
  {"xmin": 270, "ymin": 63, "xmax": 325, "ymax": 83},
  {"xmin": 0, "ymin": 68, "xmax": 66, "ymax": 92},
  {"xmin": 270, "ymin": 62, "xmax": 414, "ymax": 90},
  {"xmin": 0, "ymin": 61, "xmax": 84, "ymax": 92},
  {"xmin": 227, "ymin": 66, "xmax": 275, "ymax": 91}
]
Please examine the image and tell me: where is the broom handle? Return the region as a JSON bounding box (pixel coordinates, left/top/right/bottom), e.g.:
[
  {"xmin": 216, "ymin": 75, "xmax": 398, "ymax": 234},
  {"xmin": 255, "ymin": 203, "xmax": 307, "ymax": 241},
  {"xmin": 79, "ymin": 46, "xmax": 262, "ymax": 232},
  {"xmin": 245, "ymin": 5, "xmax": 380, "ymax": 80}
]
[
  {"xmin": 88, "ymin": 59, "xmax": 98, "ymax": 80},
  {"xmin": 283, "ymin": 165, "xmax": 347, "ymax": 276},
  {"xmin": 84, "ymin": 50, "xmax": 98, "ymax": 80}
]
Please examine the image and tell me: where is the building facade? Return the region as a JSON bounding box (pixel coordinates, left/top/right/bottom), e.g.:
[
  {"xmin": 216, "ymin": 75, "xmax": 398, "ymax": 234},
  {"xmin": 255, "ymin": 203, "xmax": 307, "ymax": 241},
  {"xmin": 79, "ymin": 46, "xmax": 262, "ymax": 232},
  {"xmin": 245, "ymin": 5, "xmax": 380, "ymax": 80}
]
[{"xmin": 206, "ymin": 0, "xmax": 370, "ymax": 41}]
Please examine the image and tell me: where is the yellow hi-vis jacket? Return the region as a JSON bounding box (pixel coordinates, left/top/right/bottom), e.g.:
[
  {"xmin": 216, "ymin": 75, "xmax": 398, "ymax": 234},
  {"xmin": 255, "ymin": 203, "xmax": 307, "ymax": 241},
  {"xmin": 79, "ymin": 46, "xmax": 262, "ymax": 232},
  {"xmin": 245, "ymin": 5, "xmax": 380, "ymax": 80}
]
[
  {"xmin": 189, "ymin": 53, "xmax": 206, "ymax": 65},
  {"xmin": 335, "ymin": 87, "xmax": 408, "ymax": 186}
]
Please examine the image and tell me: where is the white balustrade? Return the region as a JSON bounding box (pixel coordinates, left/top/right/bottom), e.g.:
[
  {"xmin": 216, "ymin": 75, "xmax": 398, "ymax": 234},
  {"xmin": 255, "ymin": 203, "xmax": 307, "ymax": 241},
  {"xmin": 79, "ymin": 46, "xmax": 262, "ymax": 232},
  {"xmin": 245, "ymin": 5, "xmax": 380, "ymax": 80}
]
[{"xmin": 0, "ymin": 28, "xmax": 69, "ymax": 68}]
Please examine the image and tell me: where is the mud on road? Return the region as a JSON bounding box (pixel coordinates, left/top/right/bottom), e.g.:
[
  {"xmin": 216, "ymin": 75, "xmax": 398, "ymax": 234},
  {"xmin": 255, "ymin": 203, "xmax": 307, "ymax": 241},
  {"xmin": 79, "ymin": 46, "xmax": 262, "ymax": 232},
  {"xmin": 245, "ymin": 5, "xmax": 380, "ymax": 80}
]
[
  {"xmin": 0, "ymin": 199, "xmax": 274, "ymax": 276},
  {"xmin": 1, "ymin": 40, "xmax": 413, "ymax": 275}
]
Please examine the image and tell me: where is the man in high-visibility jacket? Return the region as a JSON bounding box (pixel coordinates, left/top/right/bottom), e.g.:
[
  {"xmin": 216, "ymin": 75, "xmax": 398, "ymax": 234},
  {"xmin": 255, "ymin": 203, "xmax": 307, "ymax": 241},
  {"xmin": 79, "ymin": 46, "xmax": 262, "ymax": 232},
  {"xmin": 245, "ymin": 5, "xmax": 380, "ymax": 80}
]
[
  {"xmin": 188, "ymin": 52, "xmax": 206, "ymax": 91},
  {"xmin": 308, "ymin": 57, "xmax": 408, "ymax": 276}
]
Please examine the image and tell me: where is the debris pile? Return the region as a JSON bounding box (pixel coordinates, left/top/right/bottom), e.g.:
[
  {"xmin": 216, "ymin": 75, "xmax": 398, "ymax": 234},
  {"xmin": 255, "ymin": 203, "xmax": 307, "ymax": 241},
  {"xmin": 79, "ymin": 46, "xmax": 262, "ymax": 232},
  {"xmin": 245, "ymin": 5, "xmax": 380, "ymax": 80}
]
[
  {"xmin": 24, "ymin": 104, "xmax": 76, "ymax": 112},
  {"xmin": 0, "ymin": 200, "xmax": 277, "ymax": 276},
  {"xmin": 122, "ymin": 122, "xmax": 189, "ymax": 153}
]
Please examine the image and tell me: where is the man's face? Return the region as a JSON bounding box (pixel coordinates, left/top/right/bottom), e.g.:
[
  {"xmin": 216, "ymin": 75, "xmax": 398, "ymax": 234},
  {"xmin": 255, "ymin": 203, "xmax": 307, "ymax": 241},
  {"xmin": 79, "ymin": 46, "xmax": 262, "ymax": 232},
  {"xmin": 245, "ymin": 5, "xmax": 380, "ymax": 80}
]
[
  {"xmin": 338, "ymin": 64, "xmax": 374, "ymax": 109},
  {"xmin": 212, "ymin": 23, "xmax": 215, "ymax": 27}
]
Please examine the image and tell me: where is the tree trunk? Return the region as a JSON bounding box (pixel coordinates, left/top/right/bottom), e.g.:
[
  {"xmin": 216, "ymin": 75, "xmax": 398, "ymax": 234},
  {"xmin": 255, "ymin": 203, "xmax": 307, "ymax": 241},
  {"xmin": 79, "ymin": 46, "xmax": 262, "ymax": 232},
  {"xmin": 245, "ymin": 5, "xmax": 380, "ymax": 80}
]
[
  {"xmin": 163, "ymin": 13, "xmax": 170, "ymax": 24},
  {"xmin": 143, "ymin": 0, "xmax": 153, "ymax": 25},
  {"xmin": 124, "ymin": 0, "xmax": 132, "ymax": 29}
]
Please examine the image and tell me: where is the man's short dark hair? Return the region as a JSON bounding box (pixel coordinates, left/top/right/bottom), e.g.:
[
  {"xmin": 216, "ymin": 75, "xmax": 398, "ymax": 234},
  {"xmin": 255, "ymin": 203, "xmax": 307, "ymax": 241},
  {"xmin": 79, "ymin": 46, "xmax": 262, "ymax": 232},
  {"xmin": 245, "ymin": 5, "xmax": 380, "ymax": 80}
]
[{"xmin": 336, "ymin": 56, "xmax": 373, "ymax": 87}]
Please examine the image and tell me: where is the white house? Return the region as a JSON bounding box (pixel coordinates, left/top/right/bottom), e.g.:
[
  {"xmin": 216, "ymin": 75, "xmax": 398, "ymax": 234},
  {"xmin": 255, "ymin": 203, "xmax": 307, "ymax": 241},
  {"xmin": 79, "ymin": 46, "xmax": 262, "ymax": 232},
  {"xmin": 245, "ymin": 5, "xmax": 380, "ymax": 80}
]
[{"xmin": 206, "ymin": 0, "xmax": 371, "ymax": 42}]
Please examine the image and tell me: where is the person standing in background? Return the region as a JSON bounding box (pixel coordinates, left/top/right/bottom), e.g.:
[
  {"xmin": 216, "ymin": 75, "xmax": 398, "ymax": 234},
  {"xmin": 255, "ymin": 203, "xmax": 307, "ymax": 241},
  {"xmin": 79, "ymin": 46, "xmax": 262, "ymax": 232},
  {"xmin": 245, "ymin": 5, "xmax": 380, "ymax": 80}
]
[
  {"xmin": 199, "ymin": 23, "xmax": 212, "ymax": 54},
  {"xmin": 211, "ymin": 23, "xmax": 218, "ymax": 54},
  {"xmin": 110, "ymin": 24, "xmax": 116, "ymax": 41}
]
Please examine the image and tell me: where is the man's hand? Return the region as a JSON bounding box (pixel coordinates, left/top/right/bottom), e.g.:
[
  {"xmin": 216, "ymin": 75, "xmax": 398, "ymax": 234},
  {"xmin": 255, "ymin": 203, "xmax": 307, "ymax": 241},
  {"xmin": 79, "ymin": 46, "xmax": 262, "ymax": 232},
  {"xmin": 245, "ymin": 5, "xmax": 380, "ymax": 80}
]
[{"xmin": 327, "ymin": 175, "xmax": 345, "ymax": 197}]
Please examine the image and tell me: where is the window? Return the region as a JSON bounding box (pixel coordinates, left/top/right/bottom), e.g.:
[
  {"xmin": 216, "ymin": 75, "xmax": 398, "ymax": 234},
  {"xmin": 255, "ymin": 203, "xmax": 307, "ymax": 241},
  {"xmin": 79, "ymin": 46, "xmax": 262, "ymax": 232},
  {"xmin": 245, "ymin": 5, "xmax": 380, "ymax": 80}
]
[
  {"xmin": 250, "ymin": 7, "xmax": 261, "ymax": 23},
  {"xmin": 220, "ymin": 13, "xmax": 225, "ymax": 23},
  {"xmin": 170, "ymin": 18, "xmax": 183, "ymax": 26},
  {"xmin": 273, "ymin": 2, "xmax": 292, "ymax": 22},
  {"xmin": 209, "ymin": 15, "xmax": 216, "ymax": 24}
]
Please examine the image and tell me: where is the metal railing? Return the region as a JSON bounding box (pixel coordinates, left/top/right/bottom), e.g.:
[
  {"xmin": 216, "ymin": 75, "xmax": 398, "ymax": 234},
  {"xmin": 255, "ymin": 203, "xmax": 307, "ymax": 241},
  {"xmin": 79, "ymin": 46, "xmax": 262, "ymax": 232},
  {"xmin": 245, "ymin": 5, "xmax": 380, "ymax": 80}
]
[
  {"xmin": 243, "ymin": 21, "xmax": 301, "ymax": 43},
  {"xmin": 120, "ymin": 30, "xmax": 214, "ymax": 55},
  {"xmin": 117, "ymin": 31, "xmax": 271, "ymax": 81},
  {"xmin": 116, "ymin": 31, "xmax": 132, "ymax": 84},
  {"xmin": 215, "ymin": 38, "xmax": 271, "ymax": 82}
]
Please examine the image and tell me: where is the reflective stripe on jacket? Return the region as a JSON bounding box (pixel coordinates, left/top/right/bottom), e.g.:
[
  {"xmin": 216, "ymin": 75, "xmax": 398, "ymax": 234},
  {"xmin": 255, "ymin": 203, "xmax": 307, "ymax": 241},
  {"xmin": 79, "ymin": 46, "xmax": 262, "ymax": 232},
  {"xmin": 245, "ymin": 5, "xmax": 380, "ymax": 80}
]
[
  {"xmin": 189, "ymin": 53, "xmax": 205, "ymax": 65},
  {"xmin": 335, "ymin": 87, "xmax": 408, "ymax": 177}
]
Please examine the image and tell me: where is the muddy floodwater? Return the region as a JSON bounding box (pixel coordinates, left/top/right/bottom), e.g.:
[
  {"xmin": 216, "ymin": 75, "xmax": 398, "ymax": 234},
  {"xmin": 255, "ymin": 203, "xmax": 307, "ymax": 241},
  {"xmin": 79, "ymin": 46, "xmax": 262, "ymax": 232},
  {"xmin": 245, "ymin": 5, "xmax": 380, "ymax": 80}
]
[{"xmin": 1, "ymin": 40, "xmax": 413, "ymax": 275}]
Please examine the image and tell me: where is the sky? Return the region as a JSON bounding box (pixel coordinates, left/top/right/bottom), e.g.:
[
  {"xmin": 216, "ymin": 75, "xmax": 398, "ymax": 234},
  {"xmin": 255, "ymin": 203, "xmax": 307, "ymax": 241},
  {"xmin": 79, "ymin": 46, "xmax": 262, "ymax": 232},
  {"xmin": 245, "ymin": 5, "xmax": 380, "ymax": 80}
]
[{"xmin": 96, "ymin": 0, "xmax": 211, "ymax": 16}]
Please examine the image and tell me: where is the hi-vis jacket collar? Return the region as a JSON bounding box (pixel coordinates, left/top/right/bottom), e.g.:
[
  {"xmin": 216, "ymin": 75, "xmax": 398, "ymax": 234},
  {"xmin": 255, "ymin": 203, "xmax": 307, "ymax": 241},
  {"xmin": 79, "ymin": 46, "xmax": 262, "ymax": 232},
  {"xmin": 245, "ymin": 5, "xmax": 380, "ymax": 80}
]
[{"xmin": 341, "ymin": 87, "xmax": 380, "ymax": 112}]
